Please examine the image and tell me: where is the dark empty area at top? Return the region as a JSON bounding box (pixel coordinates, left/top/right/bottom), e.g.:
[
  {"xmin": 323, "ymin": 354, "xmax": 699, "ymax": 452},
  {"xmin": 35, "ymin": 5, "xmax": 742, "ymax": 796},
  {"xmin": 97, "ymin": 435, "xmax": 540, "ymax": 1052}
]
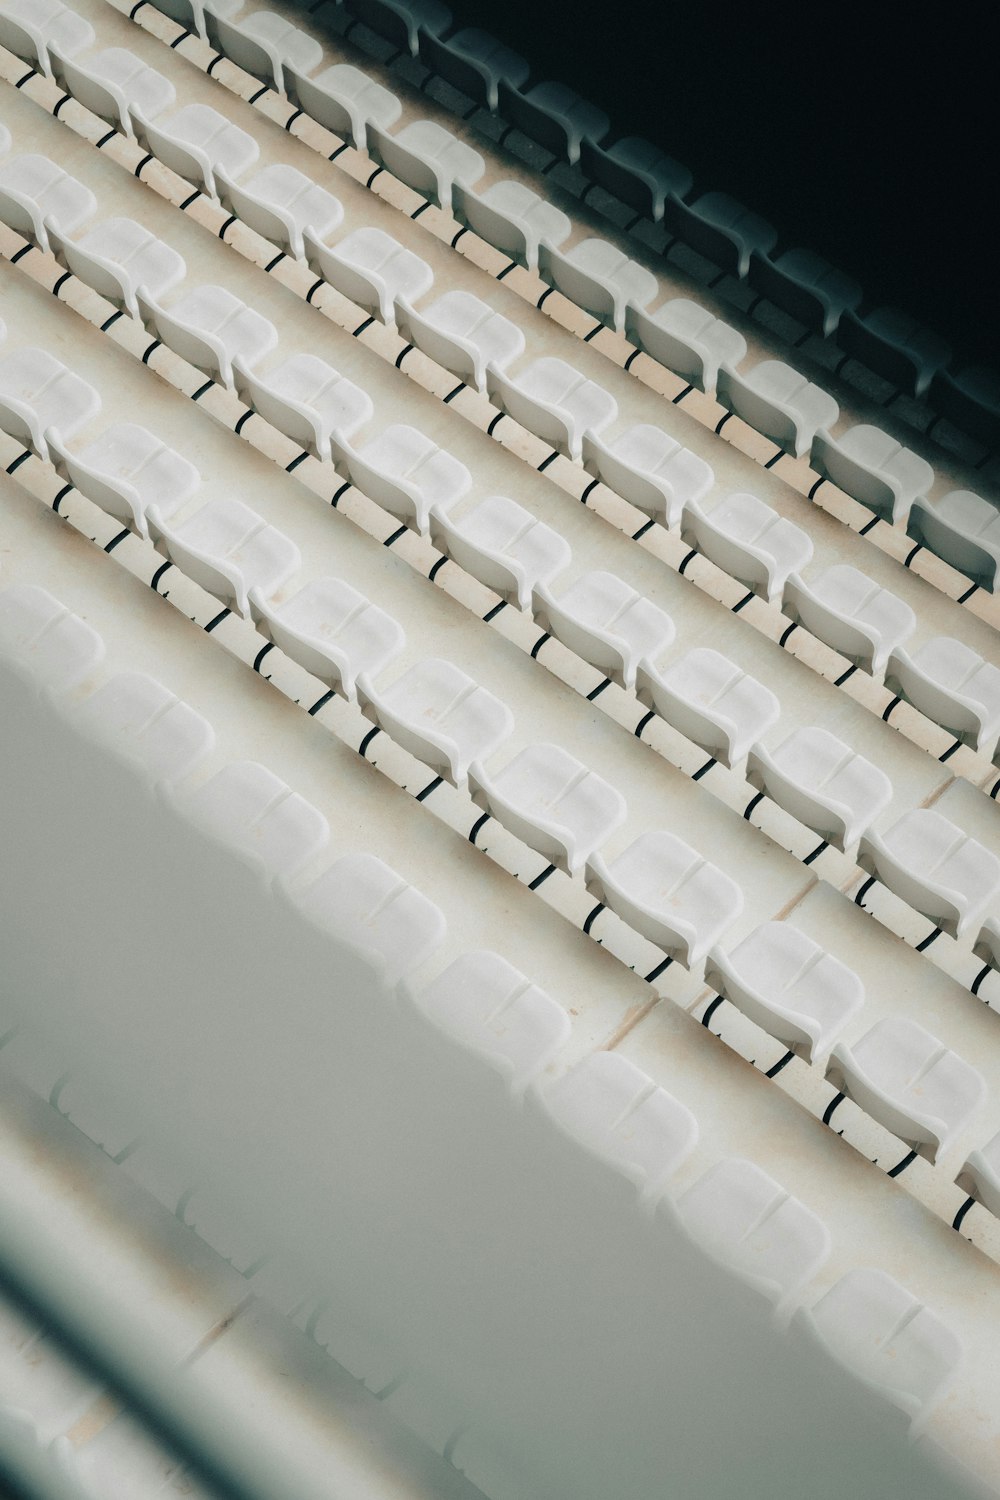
[{"xmin": 441, "ymin": 0, "xmax": 997, "ymax": 369}]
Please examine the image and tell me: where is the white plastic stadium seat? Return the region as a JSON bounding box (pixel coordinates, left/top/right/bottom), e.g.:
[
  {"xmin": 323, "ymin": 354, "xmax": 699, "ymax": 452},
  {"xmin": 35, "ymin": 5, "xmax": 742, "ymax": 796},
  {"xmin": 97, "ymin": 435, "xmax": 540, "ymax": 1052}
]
[
  {"xmin": 45, "ymin": 422, "xmax": 200, "ymax": 539},
  {"xmin": 396, "ymin": 290, "xmax": 525, "ymax": 393},
  {"xmin": 635, "ymin": 647, "xmax": 780, "ymax": 768},
  {"xmin": 73, "ymin": 671, "xmax": 214, "ymax": 787},
  {"xmin": 578, "ymin": 136, "xmax": 692, "ymax": 224},
  {"xmin": 0, "ymin": 0, "xmax": 93, "ymax": 77},
  {"xmin": 233, "ymin": 353, "xmax": 373, "ymax": 463},
  {"xmin": 419, "ymin": 27, "xmax": 529, "ymax": 113},
  {"xmin": 48, "ymin": 45, "xmax": 176, "ymax": 136},
  {"xmin": 857, "ymin": 809, "xmax": 1000, "ymax": 940},
  {"xmin": 704, "ymin": 922, "xmax": 864, "ymax": 1063},
  {"xmin": 784, "ymin": 564, "xmax": 916, "ymax": 676},
  {"xmin": 586, "ymin": 830, "xmax": 743, "ymax": 968},
  {"xmin": 885, "ymin": 637, "xmax": 1000, "ymax": 755},
  {"xmin": 682, "ymin": 491, "xmax": 813, "ymax": 603},
  {"xmin": 533, "ymin": 570, "xmax": 675, "ymax": 690},
  {"xmin": 144, "ymin": 0, "xmax": 241, "ymax": 42},
  {"xmin": 0, "ymin": 582, "xmax": 105, "ymax": 693},
  {"xmin": 215, "ymin": 164, "xmax": 343, "ymax": 262},
  {"xmin": 470, "ymin": 743, "xmax": 627, "ymax": 877},
  {"xmin": 667, "ymin": 191, "xmax": 777, "ymax": 279},
  {"xmin": 747, "ymin": 247, "xmax": 863, "ymax": 338},
  {"xmin": 582, "ymin": 424, "xmax": 714, "ymax": 529},
  {"xmin": 429, "ymin": 493, "xmax": 571, "ymax": 610},
  {"xmin": 346, "ymin": 425, "xmax": 471, "ymax": 534},
  {"xmin": 367, "ymin": 120, "xmax": 484, "ymax": 215},
  {"xmin": 136, "ymin": 285, "xmax": 278, "ymax": 390},
  {"xmin": 542, "ymin": 1052, "xmax": 698, "ymax": 1205},
  {"xmin": 676, "ymin": 1158, "xmax": 830, "ymax": 1303},
  {"xmin": 452, "ymin": 179, "xmax": 571, "ymax": 271},
  {"xmin": 414, "ymin": 949, "xmax": 568, "ymax": 1094},
  {"xmin": 837, "ymin": 305, "xmax": 951, "ymax": 399},
  {"xmin": 0, "ymin": 154, "xmax": 96, "ymax": 253},
  {"xmin": 825, "ymin": 1017, "xmax": 987, "ymax": 1162},
  {"xmin": 180, "ymin": 761, "xmax": 329, "ymax": 881},
  {"xmin": 716, "ymin": 359, "xmax": 839, "ymax": 458},
  {"xmin": 537, "ymin": 237, "xmax": 659, "ymax": 333},
  {"xmin": 487, "ymin": 356, "xmax": 617, "ymax": 462},
  {"xmin": 0, "ymin": 348, "xmax": 100, "ymax": 462},
  {"xmin": 746, "ymin": 727, "xmax": 893, "ymax": 851},
  {"xmin": 797, "ymin": 1268, "xmax": 962, "ymax": 1427},
  {"xmin": 304, "ymin": 225, "xmax": 433, "ymax": 326},
  {"xmin": 47, "ymin": 218, "xmax": 186, "ymax": 318},
  {"xmin": 151, "ymin": 498, "xmax": 301, "ymax": 618},
  {"xmin": 359, "ymin": 657, "xmax": 515, "ymax": 785},
  {"xmin": 293, "ymin": 852, "xmax": 447, "ymax": 985},
  {"xmin": 495, "ymin": 80, "xmax": 609, "ymax": 165},
  {"xmin": 257, "ymin": 577, "xmax": 405, "ymax": 701},
  {"xmin": 907, "ymin": 491, "xmax": 1000, "ymax": 592},
  {"xmin": 625, "ymin": 298, "xmax": 747, "ymax": 394},
  {"xmin": 810, "ymin": 423, "xmax": 933, "ymax": 526},
  {"xmin": 203, "ymin": 7, "xmax": 323, "ymax": 97},
  {"xmin": 284, "ymin": 62, "xmax": 402, "ymax": 152},
  {"xmin": 131, "ymin": 103, "xmax": 259, "ymax": 199}
]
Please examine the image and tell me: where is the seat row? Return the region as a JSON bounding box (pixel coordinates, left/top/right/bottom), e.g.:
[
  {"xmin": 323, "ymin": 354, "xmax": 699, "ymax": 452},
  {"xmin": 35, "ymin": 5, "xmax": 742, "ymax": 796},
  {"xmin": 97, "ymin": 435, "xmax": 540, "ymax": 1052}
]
[
  {"xmin": 719, "ymin": 945, "xmax": 1000, "ymax": 1212},
  {"xmin": 709, "ymin": 956, "xmax": 987, "ymax": 1178},
  {"xmin": 3, "ymin": 141, "xmax": 1000, "ymax": 789},
  {"xmin": 6, "ymin": 14, "xmax": 996, "ymax": 599},
  {"xmin": 1, "ymin": 578, "xmax": 991, "ymax": 1388},
  {"xmin": 711, "ymin": 933, "xmax": 1000, "ymax": 1208}
]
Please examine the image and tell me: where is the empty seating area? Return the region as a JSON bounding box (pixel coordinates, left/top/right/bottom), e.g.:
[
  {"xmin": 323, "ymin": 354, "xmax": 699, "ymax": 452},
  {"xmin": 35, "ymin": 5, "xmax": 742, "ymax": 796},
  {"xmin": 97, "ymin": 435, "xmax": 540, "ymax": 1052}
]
[
  {"xmin": 3, "ymin": 277, "xmax": 995, "ymax": 972},
  {"xmin": 2, "ymin": 7, "xmax": 1000, "ymax": 1493},
  {"xmin": 1, "ymin": 0, "xmax": 997, "ymax": 487},
  {"xmin": 3, "ymin": 270, "xmax": 998, "ymax": 1179},
  {"xmin": 5, "ymin": 117, "xmax": 988, "ymax": 805},
  {"xmin": 1, "ymin": 76, "xmax": 997, "ymax": 970},
  {"xmin": 121, "ymin": 0, "xmax": 993, "ymax": 465}
]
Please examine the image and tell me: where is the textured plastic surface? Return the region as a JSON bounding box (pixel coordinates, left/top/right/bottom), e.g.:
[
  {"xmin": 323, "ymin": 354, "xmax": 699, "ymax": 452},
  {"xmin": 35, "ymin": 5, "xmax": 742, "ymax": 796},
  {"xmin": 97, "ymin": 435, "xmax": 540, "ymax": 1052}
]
[
  {"xmin": 826, "ymin": 1018, "xmax": 987, "ymax": 1162},
  {"xmin": 635, "ymin": 646, "xmax": 780, "ymax": 768},
  {"xmin": 747, "ymin": 726, "xmax": 893, "ymax": 851},
  {"xmin": 858, "ymin": 810, "xmax": 1000, "ymax": 940},
  {"xmin": 586, "ymin": 829, "xmax": 744, "ymax": 967},
  {"xmin": 470, "ymin": 741, "xmax": 627, "ymax": 875},
  {"xmin": 705, "ymin": 922, "xmax": 864, "ymax": 1063}
]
